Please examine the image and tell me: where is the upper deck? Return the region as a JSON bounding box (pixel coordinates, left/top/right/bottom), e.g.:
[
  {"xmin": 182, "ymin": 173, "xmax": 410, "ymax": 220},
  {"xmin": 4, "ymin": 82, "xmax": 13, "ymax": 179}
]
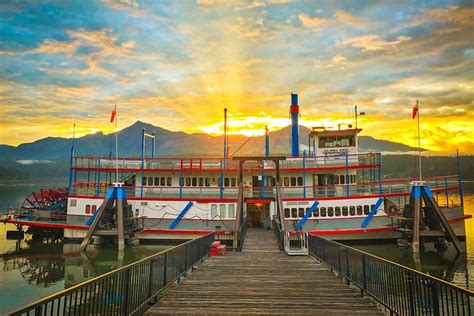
[{"xmin": 71, "ymin": 152, "xmax": 381, "ymax": 173}]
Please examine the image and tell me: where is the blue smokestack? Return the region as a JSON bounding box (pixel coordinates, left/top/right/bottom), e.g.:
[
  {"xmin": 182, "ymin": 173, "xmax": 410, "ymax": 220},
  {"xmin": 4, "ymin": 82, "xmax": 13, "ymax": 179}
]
[{"xmin": 290, "ymin": 93, "xmax": 299, "ymax": 157}]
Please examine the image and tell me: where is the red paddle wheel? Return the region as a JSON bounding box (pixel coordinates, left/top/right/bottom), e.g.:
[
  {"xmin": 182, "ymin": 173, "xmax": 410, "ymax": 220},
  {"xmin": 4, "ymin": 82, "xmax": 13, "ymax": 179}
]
[{"xmin": 20, "ymin": 188, "xmax": 68, "ymax": 218}]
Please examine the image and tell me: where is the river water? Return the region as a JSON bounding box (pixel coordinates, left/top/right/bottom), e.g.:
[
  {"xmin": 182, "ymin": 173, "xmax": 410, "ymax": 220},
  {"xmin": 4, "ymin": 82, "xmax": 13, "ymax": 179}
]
[
  {"xmin": 0, "ymin": 182, "xmax": 173, "ymax": 314},
  {"xmin": 0, "ymin": 183, "xmax": 473, "ymax": 313}
]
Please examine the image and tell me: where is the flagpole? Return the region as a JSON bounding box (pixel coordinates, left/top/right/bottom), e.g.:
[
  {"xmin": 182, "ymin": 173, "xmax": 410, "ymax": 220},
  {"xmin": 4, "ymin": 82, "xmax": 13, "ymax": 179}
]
[
  {"xmin": 115, "ymin": 105, "xmax": 119, "ymax": 183},
  {"xmin": 416, "ymin": 100, "xmax": 422, "ymax": 181}
]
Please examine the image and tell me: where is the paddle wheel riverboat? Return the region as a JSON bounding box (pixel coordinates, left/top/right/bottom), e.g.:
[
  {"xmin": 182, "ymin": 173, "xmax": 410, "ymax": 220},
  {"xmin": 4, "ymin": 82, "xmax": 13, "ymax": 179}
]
[{"xmin": 5, "ymin": 94, "xmax": 469, "ymax": 245}]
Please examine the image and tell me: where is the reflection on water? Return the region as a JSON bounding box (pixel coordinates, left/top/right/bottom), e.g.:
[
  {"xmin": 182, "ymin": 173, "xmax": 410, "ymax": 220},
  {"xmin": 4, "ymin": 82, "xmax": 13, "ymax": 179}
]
[
  {"xmin": 349, "ymin": 193, "xmax": 474, "ymax": 290},
  {"xmin": 0, "ymin": 224, "xmax": 172, "ymax": 314}
]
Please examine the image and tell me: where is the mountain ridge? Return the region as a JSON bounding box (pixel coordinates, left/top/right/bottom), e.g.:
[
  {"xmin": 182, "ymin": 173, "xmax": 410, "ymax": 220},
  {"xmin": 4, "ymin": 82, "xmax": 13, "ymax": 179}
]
[{"xmin": 0, "ymin": 121, "xmax": 424, "ymax": 160}]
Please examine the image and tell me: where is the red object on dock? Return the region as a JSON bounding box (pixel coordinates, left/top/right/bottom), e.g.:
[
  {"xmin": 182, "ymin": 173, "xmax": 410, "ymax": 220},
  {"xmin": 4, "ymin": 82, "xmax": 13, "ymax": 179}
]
[{"xmin": 210, "ymin": 241, "xmax": 226, "ymax": 256}]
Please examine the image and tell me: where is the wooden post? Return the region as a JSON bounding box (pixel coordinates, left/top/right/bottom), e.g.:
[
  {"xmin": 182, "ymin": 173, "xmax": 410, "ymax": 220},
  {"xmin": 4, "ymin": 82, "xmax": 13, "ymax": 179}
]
[
  {"xmin": 412, "ymin": 187, "xmax": 421, "ymax": 253},
  {"xmin": 116, "ymin": 189, "xmax": 125, "ymax": 253}
]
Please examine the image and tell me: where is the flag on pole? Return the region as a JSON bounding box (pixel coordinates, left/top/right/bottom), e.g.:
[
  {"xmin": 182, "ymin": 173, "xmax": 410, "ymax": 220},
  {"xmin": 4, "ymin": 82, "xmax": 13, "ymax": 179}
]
[
  {"xmin": 110, "ymin": 105, "xmax": 116, "ymax": 123},
  {"xmin": 412, "ymin": 103, "xmax": 418, "ymax": 119}
]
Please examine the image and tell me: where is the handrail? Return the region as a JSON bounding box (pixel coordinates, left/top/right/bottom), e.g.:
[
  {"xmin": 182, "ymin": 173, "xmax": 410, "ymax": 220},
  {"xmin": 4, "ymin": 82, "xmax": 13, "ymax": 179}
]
[
  {"xmin": 10, "ymin": 233, "xmax": 215, "ymax": 316},
  {"xmin": 308, "ymin": 234, "xmax": 473, "ymax": 315}
]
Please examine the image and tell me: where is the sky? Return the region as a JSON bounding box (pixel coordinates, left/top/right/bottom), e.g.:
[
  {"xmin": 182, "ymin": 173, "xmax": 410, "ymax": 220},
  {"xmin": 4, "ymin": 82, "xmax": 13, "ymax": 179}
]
[{"xmin": 0, "ymin": 0, "xmax": 473, "ymax": 154}]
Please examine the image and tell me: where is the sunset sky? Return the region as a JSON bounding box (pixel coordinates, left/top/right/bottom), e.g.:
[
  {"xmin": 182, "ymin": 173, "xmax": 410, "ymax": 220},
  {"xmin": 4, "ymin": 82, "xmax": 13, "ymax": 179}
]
[{"xmin": 0, "ymin": 0, "xmax": 473, "ymax": 154}]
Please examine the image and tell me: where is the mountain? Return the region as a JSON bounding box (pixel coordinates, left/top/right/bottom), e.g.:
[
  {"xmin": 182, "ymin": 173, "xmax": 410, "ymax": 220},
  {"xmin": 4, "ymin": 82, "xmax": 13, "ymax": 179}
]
[
  {"xmin": 0, "ymin": 145, "xmax": 14, "ymax": 155},
  {"xmin": 358, "ymin": 136, "xmax": 424, "ymax": 153},
  {"xmin": 0, "ymin": 121, "xmax": 425, "ymax": 161}
]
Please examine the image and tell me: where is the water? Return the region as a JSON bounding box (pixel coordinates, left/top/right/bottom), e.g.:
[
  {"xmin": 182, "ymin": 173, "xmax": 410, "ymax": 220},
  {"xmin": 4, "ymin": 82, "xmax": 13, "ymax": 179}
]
[
  {"xmin": 1, "ymin": 184, "xmax": 473, "ymax": 313},
  {"xmin": 349, "ymin": 193, "xmax": 474, "ymax": 290},
  {"xmin": 0, "ymin": 183, "xmax": 173, "ymax": 314}
]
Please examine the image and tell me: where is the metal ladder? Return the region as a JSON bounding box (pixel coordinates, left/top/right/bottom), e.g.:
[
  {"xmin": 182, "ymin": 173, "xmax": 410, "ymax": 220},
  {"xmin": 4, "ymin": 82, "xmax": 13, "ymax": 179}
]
[{"xmin": 284, "ymin": 230, "xmax": 309, "ymax": 255}]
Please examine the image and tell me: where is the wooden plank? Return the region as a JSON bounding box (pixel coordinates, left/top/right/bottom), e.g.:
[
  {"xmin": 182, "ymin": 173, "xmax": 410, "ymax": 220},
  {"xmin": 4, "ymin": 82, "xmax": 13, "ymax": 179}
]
[{"xmin": 146, "ymin": 229, "xmax": 383, "ymax": 315}]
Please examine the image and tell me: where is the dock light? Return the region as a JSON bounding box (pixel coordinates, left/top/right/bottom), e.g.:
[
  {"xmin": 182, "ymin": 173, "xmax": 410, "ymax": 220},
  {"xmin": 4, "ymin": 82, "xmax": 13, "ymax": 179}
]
[{"xmin": 355, "ymin": 105, "xmax": 365, "ymax": 130}]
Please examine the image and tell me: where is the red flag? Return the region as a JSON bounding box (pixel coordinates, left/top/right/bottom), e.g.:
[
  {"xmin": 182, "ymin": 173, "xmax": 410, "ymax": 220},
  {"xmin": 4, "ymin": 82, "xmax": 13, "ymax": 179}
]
[
  {"xmin": 110, "ymin": 106, "xmax": 116, "ymax": 123},
  {"xmin": 412, "ymin": 104, "xmax": 418, "ymax": 119}
]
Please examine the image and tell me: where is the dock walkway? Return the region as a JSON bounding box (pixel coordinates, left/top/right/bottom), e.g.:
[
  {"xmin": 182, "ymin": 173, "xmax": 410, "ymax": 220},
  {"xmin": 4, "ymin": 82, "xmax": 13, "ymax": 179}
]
[{"xmin": 146, "ymin": 229, "xmax": 383, "ymax": 315}]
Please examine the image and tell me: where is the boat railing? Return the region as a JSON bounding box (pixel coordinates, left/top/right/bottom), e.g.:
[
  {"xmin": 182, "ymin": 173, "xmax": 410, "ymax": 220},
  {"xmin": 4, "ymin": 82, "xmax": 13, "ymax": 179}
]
[
  {"xmin": 10, "ymin": 232, "xmax": 216, "ymax": 316},
  {"xmin": 72, "ymin": 153, "xmax": 381, "ymax": 172},
  {"xmin": 308, "ymin": 234, "xmax": 474, "ymax": 315},
  {"xmin": 68, "ymin": 174, "xmax": 461, "ymax": 202}
]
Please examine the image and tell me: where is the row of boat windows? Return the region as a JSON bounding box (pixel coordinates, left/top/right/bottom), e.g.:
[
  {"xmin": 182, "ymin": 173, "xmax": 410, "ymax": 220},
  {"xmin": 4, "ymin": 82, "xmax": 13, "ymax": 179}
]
[
  {"xmin": 143, "ymin": 177, "xmax": 173, "ymax": 186},
  {"xmin": 210, "ymin": 204, "xmax": 236, "ymax": 218},
  {"xmin": 85, "ymin": 205, "xmax": 97, "ymax": 214},
  {"xmin": 141, "ymin": 175, "xmax": 356, "ymax": 187},
  {"xmin": 284, "ymin": 204, "xmax": 376, "ymax": 219},
  {"xmin": 318, "ymin": 135, "xmax": 355, "ymax": 148}
]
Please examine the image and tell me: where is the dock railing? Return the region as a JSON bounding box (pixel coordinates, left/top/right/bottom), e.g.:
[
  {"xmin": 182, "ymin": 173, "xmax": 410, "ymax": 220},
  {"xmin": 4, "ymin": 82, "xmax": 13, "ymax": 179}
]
[
  {"xmin": 10, "ymin": 233, "xmax": 215, "ymax": 316},
  {"xmin": 308, "ymin": 234, "xmax": 474, "ymax": 315}
]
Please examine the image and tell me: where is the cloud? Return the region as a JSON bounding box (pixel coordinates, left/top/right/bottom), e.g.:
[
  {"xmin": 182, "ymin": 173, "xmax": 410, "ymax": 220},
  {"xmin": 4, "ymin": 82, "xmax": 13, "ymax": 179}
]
[
  {"xmin": 341, "ymin": 34, "xmax": 412, "ymax": 51},
  {"xmin": 314, "ymin": 55, "xmax": 351, "ymax": 69},
  {"xmin": 333, "ymin": 10, "xmax": 367, "ymax": 28},
  {"xmin": 247, "ymin": 0, "xmax": 291, "ymax": 8},
  {"xmin": 298, "ymin": 13, "xmax": 326, "ymax": 28}
]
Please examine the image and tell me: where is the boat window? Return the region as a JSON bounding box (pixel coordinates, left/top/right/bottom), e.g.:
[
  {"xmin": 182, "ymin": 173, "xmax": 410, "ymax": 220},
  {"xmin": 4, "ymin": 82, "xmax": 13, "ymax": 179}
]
[
  {"xmin": 179, "ymin": 177, "xmax": 183, "ymax": 186},
  {"xmin": 192, "ymin": 177, "xmax": 197, "ymax": 187},
  {"xmin": 211, "ymin": 204, "xmax": 218, "ymax": 218},
  {"xmin": 298, "ymin": 208, "xmax": 305, "ymax": 217},
  {"xmin": 199, "ymin": 177, "xmax": 203, "ymax": 186},
  {"xmin": 284, "ymin": 208, "xmax": 290, "ymax": 218},
  {"xmin": 228, "ymin": 204, "xmax": 235, "ymax": 218},
  {"xmin": 205, "ymin": 178, "xmax": 210, "ymax": 186},
  {"xmin": 334, "ymin": 176, "xmax": 339, "ymax": 185},
  {"xmin": 327, "ymin": 207, "xmax": 334, "ymax": 217},
  {"xmin": 340, "ymin": 175, "xmax": 345, "ymax": 185},
  {"xmin": 142, "ymin": 177, "xmax": 147, "ymax": 186},
  {"xmin": 224, "ymin": 177, "xmax": 230, "ymax": 187},
  {"xmin": 92, "ymin": 205, "xmax": 97, "ymax": 213},
  {"xmin": 167, "ymin": 177, "xmax": 172, "ymax": 186},
  {"xmin": 351, "ymin": 175, "xmax": 356, "ymax": 183},
  {"xmin": 357, "ymin": 205, "xmax": 363, "ymax": 216},
  {"xmin": 364, "ymin": 205, "xmax": 370, "ymax": 215},
  {"xmin": 320, "ymin": 207, "xmax": 327, "ymax": 217},
  {"xmin": 154, "ymin": 177, "xmax": 160, "ymax": 186},
  {"xmin": 335, "ymin": 206, "xmax": 341, "ymax": 217},
  {"xmin": 291, "ymin": 177, "xmax": 297, "ymax": 186},
  {"xmin": 85, "ymin": 205, "xmax": 91, "ymax": 214},
  {"xmin": 371, "ymin": 204, "xmax": 376, "ymax": 213},
  {"xmin": 305, "ymin": 207, "xmax": 311, "ymax": 217},
  {"xmin": 231, "ymin": 178, "xmax": 236, "ymax": 187},
  {"xmin": 297, "ymin": 177, "xmax": 303, "ymax": 186},
  {"xmin": 220, "ymin": 204, "xmax": 226, "ymax": 218},
  {"xmin": 349, "ymin": 206, "xmax": 355, "ymax": 216},
  {"xmin": 342, "ymin": 206, "xmax": 348, "ymax": 216},
  {"xmin": 291, "ymin": 208, "xmax": 297, "ymax": 218},
  {"xmin": 284, "ymin": 177, "xmax": 289, "ymax": 186},
  {"xmin": 148, "ymin": 177, "xmax": 153, "ymax": 186},
  {"xmin": 185, "ymin": 177, "xmax": 191, "ymax": 186},
  {"xmin": 160, "ymin": 177, "xmax": 166, "ymax": 186},
  {"xmin": 313, "ymin": 207, "xmax": 319, "ymax": 217}
]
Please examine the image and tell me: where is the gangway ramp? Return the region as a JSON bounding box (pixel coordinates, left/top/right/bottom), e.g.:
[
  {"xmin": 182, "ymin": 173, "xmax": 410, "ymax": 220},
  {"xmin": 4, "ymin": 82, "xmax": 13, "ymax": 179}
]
[{"xmin": 146, "ymin": 229, "xmax": 382, "ymax": 315}]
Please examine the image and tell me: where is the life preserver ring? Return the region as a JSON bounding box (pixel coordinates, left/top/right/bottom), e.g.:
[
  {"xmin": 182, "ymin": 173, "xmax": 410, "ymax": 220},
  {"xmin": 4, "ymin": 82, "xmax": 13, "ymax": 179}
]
[{"xmin": 386, "ymin": 205, "xmax": 399, "ymax": 216}]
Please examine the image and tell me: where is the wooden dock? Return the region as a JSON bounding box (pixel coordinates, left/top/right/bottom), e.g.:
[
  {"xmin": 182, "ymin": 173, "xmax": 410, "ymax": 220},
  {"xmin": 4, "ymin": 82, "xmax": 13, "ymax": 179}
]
[{"xmin": 146, "ymin": 229, "xmax": 383, "ymax": 315}]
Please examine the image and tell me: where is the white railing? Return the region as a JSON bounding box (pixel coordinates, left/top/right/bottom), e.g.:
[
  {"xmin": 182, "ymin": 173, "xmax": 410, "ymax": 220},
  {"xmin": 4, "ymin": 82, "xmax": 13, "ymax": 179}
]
[{"xmin": 284, "ymin": 231, "xmax": 308, "ymax": 256}]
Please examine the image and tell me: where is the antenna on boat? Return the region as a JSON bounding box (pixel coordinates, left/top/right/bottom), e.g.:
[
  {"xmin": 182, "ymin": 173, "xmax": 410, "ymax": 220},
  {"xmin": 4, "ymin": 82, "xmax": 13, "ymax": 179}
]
[
  {"xmin": 414, "ymin": 100, "xmax": 422, "ymax": 181},
  {"xmin": 223, "ymin": 108, "xmax": 228, "ymax": 168},
  {"xmin": 265, "ymin": 125, "xmax": 270, "ymax": 158},
  {"xmin": 67, "ymin": 123, "xmax": 75, "ymax": 193},
  {"xmin": 110, "ymin": 105, "xmax": 119, "ymax": 183}
]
